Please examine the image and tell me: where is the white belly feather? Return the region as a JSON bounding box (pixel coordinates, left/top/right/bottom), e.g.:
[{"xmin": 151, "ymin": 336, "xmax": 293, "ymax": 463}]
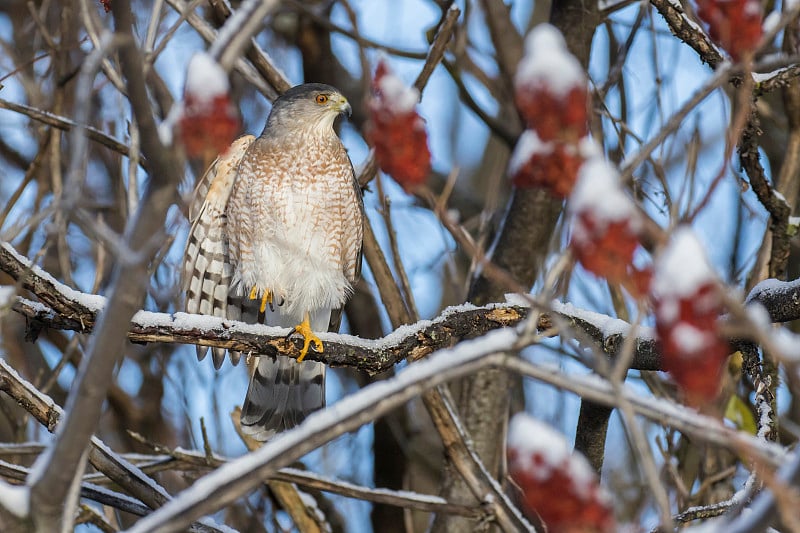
[{"xmin": 227, "ymin": 136, "xmax": 357, "ymax": 322}]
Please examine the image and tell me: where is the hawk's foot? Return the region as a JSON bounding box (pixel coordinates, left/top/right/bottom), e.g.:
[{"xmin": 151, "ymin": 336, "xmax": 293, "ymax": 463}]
[
  {"xmin": 289, "ymin": 313, "xmax": 323, "ymax": 362},
  {"xmin": 248, "ymin": 286, "xmax": 273, "ymax": 313}
]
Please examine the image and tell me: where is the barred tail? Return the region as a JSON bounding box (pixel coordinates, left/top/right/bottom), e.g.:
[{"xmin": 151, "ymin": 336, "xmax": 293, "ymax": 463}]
[
  {"xmin": 240, "ymin": 356, "xmax": 326, "ymax": 441},
  {"xmin": 239, "ymin": 307, "xmax": 331, "ymax": 440}
]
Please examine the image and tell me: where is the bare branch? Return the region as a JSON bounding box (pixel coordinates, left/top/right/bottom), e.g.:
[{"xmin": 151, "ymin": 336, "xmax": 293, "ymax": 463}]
[
  {"xmin": 0, "ymin": 360, "xmax": 227, "ymax": 533},
  {"xmin": 26, "ymin": 0, "xmax": 184, "ymax": 527},
  {"xmin": 0, "ymin": 98, "xmax": 138, "ymax": 164},
  {"xmin": 123, "ymin": 331, "xmax": 535, "ymax": 533},
  {"xmin": 414, "ymin": 4, "xmax": 460, "ymax": 93}
]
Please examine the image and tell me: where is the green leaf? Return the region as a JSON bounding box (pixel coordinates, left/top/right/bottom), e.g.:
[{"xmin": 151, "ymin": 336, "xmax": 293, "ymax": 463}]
[{"xmin": 725, "ymin": 395, "xmax": 757, "ymax": 435}]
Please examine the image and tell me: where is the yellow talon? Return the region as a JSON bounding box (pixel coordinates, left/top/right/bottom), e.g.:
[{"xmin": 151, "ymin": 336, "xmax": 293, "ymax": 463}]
[
  {"xmin": 248, "ymin": 286, "xmax": 273, "ymax": 313},
  {"xmin": 292, "ymin": 313, "xmax": 323, "ymax": 362}
]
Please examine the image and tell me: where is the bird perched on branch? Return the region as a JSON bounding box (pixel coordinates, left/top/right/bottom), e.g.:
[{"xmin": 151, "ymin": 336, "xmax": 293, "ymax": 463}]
[{"xmin": 183, "ymin": 83, "xmax": 364, "ymax": 441}]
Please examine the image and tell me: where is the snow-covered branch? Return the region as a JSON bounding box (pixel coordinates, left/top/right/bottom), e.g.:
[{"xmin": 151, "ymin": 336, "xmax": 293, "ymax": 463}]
[
  {"xmin": 6, "ymin": 238, "xmax": 800, "ymax": 377},
  {"xmin": 2, "ymin": 240, "xmax": 664, "ymax": 373},
  {"xmin": 124, "ymin": 328, "xmax": 537, "ymax": 533},
  {"xmin": 0, "ymin": 359, "xmax": 229, "ymax": 533}
]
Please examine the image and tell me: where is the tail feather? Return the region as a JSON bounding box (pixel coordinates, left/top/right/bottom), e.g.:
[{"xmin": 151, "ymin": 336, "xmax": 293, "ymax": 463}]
[
  {"xmin": 239, "ymin": 308, "xmax": 331, "ymax": 441},
  {"xmin": 240, "ymin": 356, "xmax": 325, "ymax": 441},
  {"xmin": 196, "ymin": 345, "xmax": 209, "ymax": 361}
]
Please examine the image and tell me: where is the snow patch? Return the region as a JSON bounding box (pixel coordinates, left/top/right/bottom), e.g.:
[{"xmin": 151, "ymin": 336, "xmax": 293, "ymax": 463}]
[
  {"xmin": 1, "ymin": 243, "xmax": 105, "ymax": 311},
  {"xmin": 508, "ymin": 412, "xmax": 597, "ymax": 499},
  {"xmin": 670, "ymin": 323, "xmax": 712, "ymax": 354},
  {"xmin": 551, "ymin": 300, "xmax": 654, "ymax": 339},
  {"xmin": 0, "ymin": 286, "xmax": 15, "ymax": 307},
  {"xmin": 0, "ymin": 482, "xmax": 29, "ymax": 518},
  {"xmin": 377, "ymin": 72, "xmax": 420, "ymax": 114},
  {"xmin": 569, "ymin": 157, "xmax": 637, "ymax": 223},
  {"xmin": 746, "ymin": 277, "xmax": 785, "ymax": 303},
  {"xmin": 185, "ymin": 53, "xmax": 229, "ymax": 103},
  {"xmin": 652, "ymin": 227, "xmax": 716, "ymax": 298},
  {"xmin": 762, "ymin": 11, "xmax": 781, "ymax": 35},
  {"xmin": 515, "ymin": 24, "xmax": 585, "ymax": 94},
  {"xmin": 508, "ymin": 129, "xmax": 554, "ymax": 176}
]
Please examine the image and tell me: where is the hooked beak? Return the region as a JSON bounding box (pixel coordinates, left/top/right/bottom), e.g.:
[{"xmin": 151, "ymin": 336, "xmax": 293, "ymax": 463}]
[{"xmin": 335, "ymin": 95, "xmax": 352, "ymax": 118}]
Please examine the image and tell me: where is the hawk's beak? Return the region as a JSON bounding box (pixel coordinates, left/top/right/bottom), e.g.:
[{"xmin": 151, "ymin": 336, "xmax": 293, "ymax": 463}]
[{"xmin": 336, "ymin": 96, "xmax": 352, "ymax": 118}]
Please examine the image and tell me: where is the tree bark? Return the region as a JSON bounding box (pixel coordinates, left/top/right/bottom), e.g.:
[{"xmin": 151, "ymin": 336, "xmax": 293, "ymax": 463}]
[{"xmin": 433, "ymin": 3, "xmax": 601, "ymax": 531}]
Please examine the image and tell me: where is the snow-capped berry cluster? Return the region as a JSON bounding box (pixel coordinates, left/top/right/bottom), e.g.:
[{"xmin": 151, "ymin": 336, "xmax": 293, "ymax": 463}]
[
  {"xmin": 178, "ymin": 53, "xmax": 240, "ymax": 160},
  {"xmin": 507, "ymin": 413, "xmax": 615, "ymax": 533},
  {"xmin": 568, "ymin": 157, "xmax": 651, "ymax": 297},
  {"xmin": 696, "ymin": 0, "xmax": 762, "ymax": 61},
  {"xmin": 510, "ymin": 24, "xmax": 589, "ymax": 196},
  {"xmin": 652, "ymin": 228, "xmax": 730, "ymax": 405},
  {"xmin": 366, "ymin": 60, "xmax": 431, "ymax": 192}
]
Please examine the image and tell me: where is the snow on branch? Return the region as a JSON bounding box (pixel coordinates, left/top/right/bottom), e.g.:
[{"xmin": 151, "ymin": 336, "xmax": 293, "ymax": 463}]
[
  {"xmin": 0, "ymin": 480, "xmax": 28, "ymax": 519},
  {"xmin": 1, "ymin": 241, "xmax": 664, "ymax": 373},
  {"xmin": 125, "ymin": 328, "xmax": 538, "ymax": 533},
  {"xmin": 120, "ymin": 318, "xmax": 790, "ymax": 533},
  {"xmin": 117, "ymin": 444, "xmax": 482, "ymax": 519},
  {"xmin": 5, "ymin": 240, "xmax": 800, "ymax": 375}
]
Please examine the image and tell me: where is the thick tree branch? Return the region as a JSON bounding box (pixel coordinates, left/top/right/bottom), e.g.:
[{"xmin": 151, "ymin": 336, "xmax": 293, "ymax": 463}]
[
  {"xmin": 8, "ymin": 239, "xmax": 800, "ymax": 374},
  {"xmin": 26, "ymin": 0, "xmax": 184, "ymax": 529},
  {"xmin": 2, "ymin": 238, "xmax": 663, "ymax": 373}
]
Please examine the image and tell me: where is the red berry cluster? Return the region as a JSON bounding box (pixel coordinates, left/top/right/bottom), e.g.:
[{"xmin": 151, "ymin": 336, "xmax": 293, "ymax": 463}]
[
  {"xmin": 510, "ymin": 24, "xmax": 589, "ymax": 197},
  {"xmin": 179, "ymin": 93, "xmax": 240, "ymax": 160},
  {"xmin": 510, "ymin": 134, "xmax": 585, "ymax": 197},
  {"xmin": 696, "ymin": 0, "xmax": 762, "ymax": 61},
  {"xmin": 652, "ymin": 229, "xmax": 729, "ymax": 405},
  {"xmin": 572, "ymin": 215, "xmax": 652, "ymax": 298},
  {"xmin": 516, "ymin": 83, "xmax": 588, "ymax": 145},
  {"xmin": 568, "ymin": 158, "xmax": 651, "ymax": 298},
  {"xmin": 366, "ymin": 60, "xmax": 431, "ymax": 192},
  {"xmin": 99, "ymin": 0, "xmax": 111, "ymax": 13},
  {"xmin": 178, "ymin": 55, "xmax": 239, "ymax": 161},
  {"xmin": 507, "ymin": 414, "xmax": 615, "ymax": 533}
]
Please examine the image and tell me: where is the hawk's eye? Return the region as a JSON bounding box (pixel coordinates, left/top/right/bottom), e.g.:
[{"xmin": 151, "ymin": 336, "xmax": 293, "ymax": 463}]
[{"xmin": 315, "ymin": 94, "xmax": 329, "ymax": 105}]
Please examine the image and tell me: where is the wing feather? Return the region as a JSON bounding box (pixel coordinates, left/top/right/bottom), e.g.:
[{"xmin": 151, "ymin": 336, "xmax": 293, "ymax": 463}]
[{"xmin": 182, "ymin": 135, "xmax": 255, "ymax": 366}]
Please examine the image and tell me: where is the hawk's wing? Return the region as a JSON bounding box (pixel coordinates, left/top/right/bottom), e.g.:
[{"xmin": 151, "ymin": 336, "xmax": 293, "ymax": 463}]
[
  {"xmin": 327, "ymin": 162, "xmax": 365, "ymax": 333},
  {"xmin": 183, "ymin": 135, "xmax": 255, "ymax": 368}
]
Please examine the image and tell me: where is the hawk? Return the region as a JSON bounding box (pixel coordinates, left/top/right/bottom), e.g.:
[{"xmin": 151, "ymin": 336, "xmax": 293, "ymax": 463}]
[{"xmin": 183, "ymin": 83, "xmax": 364, "ymax": 441}]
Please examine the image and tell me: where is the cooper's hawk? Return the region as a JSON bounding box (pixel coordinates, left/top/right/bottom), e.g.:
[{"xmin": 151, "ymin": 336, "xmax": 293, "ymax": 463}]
[{"xmin": 183, "ymin": 83, "xmax": 364, "ymax": 440}]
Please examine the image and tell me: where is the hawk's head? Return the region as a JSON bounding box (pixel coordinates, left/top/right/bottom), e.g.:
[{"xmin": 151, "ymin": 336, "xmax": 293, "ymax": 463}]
[{"xmin": 265, "ymin": 83, "xmax": 351, "ymax": 135}]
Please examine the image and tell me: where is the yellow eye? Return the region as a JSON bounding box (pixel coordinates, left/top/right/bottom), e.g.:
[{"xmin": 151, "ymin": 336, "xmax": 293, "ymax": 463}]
[{"xmin": 315, "ymin": 94, "xmax": 329, "ymax": 105}]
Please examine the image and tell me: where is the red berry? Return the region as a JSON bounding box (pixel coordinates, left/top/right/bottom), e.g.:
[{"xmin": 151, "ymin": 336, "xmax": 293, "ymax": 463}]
[
  {"xmin": 178, "ymin": 54, "xmax": 240, "ymax": 160},
  {"xmin": 697, "ymin": 0, "xmax": 762, "ymax": 60},
  {"xmin": 366, "ymin": 60, "xmax": 431, "ymax": 191},
  {"xmin": 568, "ymin": 157, "xmax": 649, "ymax": 296},
  {"xmin": 515, "ymin": 24, "xmax": 589, "ymax": 141},
  {"xmin": 652, "ymin": 228, "xmax": 729, "ymax": 404},
  {"xmin": 507, "ymin": 414, "xmax": 616, "ymax": 533},
  {"xmin": 509, "ymin": 131, "xmax": 588, "ymax": 197}
]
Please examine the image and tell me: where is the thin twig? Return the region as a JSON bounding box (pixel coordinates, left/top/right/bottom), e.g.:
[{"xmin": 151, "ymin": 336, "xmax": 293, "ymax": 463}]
[{"xmin": 0, "ymin": 98, "xmax": 138, "ymax": 164}]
